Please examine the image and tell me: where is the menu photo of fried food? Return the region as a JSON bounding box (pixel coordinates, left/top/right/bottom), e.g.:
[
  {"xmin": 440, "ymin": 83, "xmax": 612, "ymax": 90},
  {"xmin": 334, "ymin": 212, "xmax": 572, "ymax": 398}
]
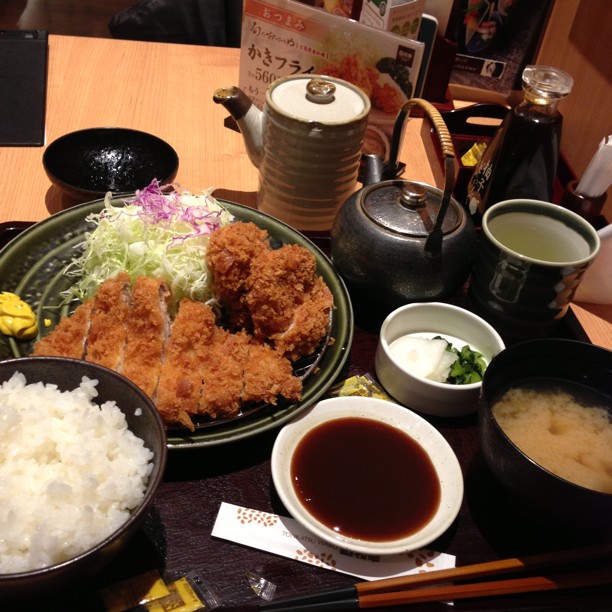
[
  {"xmin": 33, "ymin": 222, "xmax": 335, "ymax": 431},
  {"xmin": 319, "ymin": 53, "xmax": 413, "ymax": 115},
  {"xmin": 317, "ymin": 52, "xmax": 414, "ymax": 158}
]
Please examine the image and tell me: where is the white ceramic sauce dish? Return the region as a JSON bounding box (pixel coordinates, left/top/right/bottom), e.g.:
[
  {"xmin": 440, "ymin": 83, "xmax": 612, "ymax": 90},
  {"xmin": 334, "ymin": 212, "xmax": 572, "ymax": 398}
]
[
  {"xmin": 375, "ymin": 302, "xmax": 505, "ymax": 417},
  {"xmin": 271, "ymin": 396, "xmax": 463, "ymax": 556}
]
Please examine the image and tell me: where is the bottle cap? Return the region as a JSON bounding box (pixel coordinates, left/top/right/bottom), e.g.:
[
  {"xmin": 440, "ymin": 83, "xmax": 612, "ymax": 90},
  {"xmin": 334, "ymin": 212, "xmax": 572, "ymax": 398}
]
[{"xmin": 523, "ymin": 65, "xmax": 573, "ymax": 100}]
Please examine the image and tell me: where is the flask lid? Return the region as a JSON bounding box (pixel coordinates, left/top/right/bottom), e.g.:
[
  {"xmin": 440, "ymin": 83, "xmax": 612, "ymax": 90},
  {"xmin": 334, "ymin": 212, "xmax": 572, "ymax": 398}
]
[{"xmin": 269, "ymin": 75, "xmax": 370, "ymax": 124}]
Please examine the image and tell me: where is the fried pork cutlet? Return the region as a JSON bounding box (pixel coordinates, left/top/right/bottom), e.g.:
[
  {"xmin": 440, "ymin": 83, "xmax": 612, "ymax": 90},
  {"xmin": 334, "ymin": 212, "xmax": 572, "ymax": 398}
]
[
  {"xmin": 31, "ymin": 231, "xmax": 320, "ymax": 429},
  {"xmin": 156, "ymin": 299, "xmax": 216, "ymax": 430},
  {"xmin": 85, "ymin": 272, "xmax": 131, "ymax": 370},
  {"xmin": 269, "ymin": 275, "xmax": 333, "ymax": 362},
  {"xmin": 121, "ymin": 277, "xmax": 172, "ymax": 399},
  {"xmin": 206, "ymin": 221, "xmax": 270, "ymax": 328},
  {"xmin": 242, "ymin": 341, "xmax": 302, "ymax": 406},
  {"xmin": 246, "ymin": 244, "xmax": 334, "ymax": 361},
  {"xmin": 198, "ymin": 330, "xmax": 302, "ymax": 419},
  {"xmin": 33, "ymin": 299, "xmax": 93, "ymax": 359},
  {"xmin": 198, "ymin": 328, "xmax": 250, "ymax": 419}
]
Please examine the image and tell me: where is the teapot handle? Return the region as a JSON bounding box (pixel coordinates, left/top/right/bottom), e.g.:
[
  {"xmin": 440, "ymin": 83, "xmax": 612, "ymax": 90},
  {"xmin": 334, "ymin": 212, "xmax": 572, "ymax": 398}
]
[
  {"xmin": 386, "ymin": 98, "xmax": 456, "ymax": 261},
  {"xmin": 386, "ymin": 98, "xmax": 455, "ymax": 192}
]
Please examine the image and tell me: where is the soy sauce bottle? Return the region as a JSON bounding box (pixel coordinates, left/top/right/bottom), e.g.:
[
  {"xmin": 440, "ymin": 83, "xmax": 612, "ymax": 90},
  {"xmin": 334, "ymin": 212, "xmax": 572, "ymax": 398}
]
[{"xmin": 466, "ymin": 65, "xmax": 573, "ymax": 220}]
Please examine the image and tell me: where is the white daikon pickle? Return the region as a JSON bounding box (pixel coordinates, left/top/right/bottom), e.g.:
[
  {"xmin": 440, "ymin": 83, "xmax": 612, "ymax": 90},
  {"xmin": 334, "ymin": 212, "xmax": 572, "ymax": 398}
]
[{"xmin": 389, "ymin": 336, "xmax": 457, "ymax": 382}]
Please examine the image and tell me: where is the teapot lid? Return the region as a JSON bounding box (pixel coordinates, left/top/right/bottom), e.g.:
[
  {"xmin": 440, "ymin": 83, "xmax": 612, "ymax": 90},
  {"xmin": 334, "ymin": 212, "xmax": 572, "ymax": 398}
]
[
  {"xmin": 268, "ymin": 75, "xmax": 370, "ymax": 124},
  {"xmin": 361, "ymin": 180, "xmax": 463, "ymax": 237}
]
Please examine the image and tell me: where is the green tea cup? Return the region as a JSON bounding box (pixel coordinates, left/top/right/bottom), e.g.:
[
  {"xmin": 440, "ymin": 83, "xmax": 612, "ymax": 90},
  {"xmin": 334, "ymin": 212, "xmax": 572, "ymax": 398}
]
[{"xmin": 469, "ymin": 199, "xmax": 600, "ymax": 343}]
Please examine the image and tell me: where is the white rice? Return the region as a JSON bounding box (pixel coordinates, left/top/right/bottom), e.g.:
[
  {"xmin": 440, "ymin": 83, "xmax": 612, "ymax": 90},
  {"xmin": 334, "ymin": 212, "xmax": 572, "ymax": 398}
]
[{"xmin": 0, "ymin": 372, "xmax": 154, "ymax": 574}]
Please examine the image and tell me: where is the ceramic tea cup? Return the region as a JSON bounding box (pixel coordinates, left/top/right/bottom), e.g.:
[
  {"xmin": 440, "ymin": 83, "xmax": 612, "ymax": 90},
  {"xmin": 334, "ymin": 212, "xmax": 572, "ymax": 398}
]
[{"xmin": 469, "ymin": 199, "xmax": 600, "ymax": 344}]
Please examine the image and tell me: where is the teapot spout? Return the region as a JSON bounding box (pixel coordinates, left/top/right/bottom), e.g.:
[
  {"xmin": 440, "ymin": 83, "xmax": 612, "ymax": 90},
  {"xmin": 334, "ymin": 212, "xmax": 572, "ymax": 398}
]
[{"xmin": 213, "ymin": 86, "xmax": 264, "ymax": 168}]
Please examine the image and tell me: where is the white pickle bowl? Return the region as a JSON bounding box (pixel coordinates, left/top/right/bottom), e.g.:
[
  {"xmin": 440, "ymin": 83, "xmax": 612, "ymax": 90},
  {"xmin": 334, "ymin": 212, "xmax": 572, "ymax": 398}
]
[{"xmin": 375, "ymin": 302, "xmax": 505, "ymax": 418}]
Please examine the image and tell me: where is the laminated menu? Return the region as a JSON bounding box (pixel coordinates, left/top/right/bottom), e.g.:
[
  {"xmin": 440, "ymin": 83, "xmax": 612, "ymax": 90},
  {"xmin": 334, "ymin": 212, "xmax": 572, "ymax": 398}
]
[
  {"xmin": 239, "ymin": 0, "xmax": 425, "ymax": 160},
  {"xmin": 360, "ymin": 0, "xmax": 426, "ymax": 39},
  {"xmin": 0, "ymin": 30, "xmax": 48, "ymax": 146}
]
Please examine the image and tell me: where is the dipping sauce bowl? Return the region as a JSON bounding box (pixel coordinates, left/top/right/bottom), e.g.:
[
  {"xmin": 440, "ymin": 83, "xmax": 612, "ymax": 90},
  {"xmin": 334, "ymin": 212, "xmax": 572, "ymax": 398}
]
[{"xmin": 272, "ymin": 396, "xmax": 463, "ymax": 555}]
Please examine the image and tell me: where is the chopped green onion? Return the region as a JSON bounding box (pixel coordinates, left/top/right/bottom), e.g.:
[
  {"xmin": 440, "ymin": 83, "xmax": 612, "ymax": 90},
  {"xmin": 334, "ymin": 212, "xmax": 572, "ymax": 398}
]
[{"xmin": 433, "ymin": 336, "xmax": 488, "ymax": 385}]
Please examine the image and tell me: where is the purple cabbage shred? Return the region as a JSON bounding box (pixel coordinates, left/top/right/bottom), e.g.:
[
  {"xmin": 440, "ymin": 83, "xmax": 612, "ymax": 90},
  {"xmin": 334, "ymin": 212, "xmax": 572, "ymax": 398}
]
[{"xmin": 120, "ymin": 179, "xmax": 225, "ymax": 243}]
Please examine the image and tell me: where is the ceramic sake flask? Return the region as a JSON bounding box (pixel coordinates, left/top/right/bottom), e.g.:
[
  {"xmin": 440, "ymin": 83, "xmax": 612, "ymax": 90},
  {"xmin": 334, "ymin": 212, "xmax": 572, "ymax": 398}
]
[{"xmin": 213, "ymin": 75, "xmax": 370, "ymax": 231}]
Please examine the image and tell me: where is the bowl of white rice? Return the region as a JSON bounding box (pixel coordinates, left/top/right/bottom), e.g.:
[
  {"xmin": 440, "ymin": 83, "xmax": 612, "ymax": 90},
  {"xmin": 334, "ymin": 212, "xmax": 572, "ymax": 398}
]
[{"xmin": 0, "ymin": 356, "xmax": 167, "ymax": 597}]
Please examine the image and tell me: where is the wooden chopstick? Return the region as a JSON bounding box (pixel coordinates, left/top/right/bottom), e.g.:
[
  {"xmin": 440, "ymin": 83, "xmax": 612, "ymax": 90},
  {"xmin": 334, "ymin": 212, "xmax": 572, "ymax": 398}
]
[
  {"xmin": 357, "ymin": 541, "xmax": 612, "ymax": 596},
  {"xmin": 360, "ymin": 567, "xmax": 612, "ymax": 608},
  {"xmin": 260, "ymin": 543, "xmax": 612, "ymax": 611}
]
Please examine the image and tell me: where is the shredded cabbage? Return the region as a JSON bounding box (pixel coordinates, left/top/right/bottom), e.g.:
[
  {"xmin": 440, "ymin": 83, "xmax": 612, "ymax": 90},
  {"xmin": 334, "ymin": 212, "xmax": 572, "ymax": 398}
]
[{"xmin": 63, "ymin": 180, "xmax": 234, "ymax": 306}]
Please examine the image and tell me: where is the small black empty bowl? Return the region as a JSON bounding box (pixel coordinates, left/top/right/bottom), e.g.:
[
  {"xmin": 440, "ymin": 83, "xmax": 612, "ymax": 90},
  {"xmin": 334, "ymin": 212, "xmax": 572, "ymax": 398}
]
[
  {"xmin": 43, "ymin": 127, "xmax": 179, "ymax": 202},
  {"xmin": 480, "ymin": 338, "xmax": 612, "ymax": 538}
]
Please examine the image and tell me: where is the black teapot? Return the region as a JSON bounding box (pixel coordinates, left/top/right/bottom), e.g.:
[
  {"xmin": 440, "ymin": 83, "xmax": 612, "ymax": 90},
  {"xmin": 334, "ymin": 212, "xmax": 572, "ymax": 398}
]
[{"xmin": 331, "ymin": 98, "xmax": 477, "ymax": 308}]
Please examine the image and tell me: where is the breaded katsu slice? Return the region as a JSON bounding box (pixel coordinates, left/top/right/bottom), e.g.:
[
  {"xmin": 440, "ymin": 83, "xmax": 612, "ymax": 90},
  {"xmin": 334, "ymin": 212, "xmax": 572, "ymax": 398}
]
[
  {"xmin": 270, "ymin": 275, "xmax": 333, "ymax": 362},
  {"xmin": 85, "ymin": 272, "xmax": 131, "ymax": 370},
  {"xmin": 242, "ymin": 341, "xmax": 302, "ymax": 406},
  {"xmin": 206, "ymin": 221, "xmax": 270, "ymax": 328},
  {"xmin": 198, "ymin": 328, "xmax": 250, "ymax": 420},
  {"xmin": 33, "ymin": 299, "xmax": 93, "ymax": 359},
  {"xmin": 156, "ymin": 299, "xmax": 216, "ymax": 430},
  {"xmin": 120, "ymin": 277, "xmax": 172, "ymax": 398},
  {"xmin": 197, "ymin": 331, "xmax": 302, "ymax": 420},
  {"xmin": 245, "ymin": 244, "xmax": 334, "ymax": 361}
]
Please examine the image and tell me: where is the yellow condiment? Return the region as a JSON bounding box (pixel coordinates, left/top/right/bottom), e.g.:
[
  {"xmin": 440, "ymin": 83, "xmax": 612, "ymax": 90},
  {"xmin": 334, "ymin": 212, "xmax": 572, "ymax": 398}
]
[
  {"xmin": 0, "ymin": 292, "xmax": 38, "ymax": 340},
  {"xmin": 461, "ymin": 141, "xmax": 488, "ymax": 167},
  {"xmin": 99, "ymin": 570, "xmax": 171, "ymax": 612}
]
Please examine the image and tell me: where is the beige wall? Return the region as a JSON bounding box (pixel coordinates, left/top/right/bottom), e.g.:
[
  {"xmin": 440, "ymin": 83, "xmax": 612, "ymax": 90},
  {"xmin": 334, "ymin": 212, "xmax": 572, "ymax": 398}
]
[{"xmin": 535, "ymin": 0, "xmax": 612, "ymax": 220}]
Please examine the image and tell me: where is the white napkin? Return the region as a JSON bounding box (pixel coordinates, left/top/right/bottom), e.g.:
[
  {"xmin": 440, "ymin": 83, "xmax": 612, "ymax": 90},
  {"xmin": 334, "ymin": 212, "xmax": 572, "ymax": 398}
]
[{"xmin": 212, "ymin": 502, "xmax": 455, "ymax": 581}]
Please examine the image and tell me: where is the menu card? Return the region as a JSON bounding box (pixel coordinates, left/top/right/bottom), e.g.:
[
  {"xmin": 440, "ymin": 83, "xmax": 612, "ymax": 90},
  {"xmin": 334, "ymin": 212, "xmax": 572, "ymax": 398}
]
[
  {"xmin": 239, "ymin": 0, "xmax": 425, "ymax": 160},
  {"xmin": 360, "ymin": 0, "xmax": 426, "ymax": 39},
  {"xmin": 0, "ymin": 30, "xmax": 48, "ymax": 146}
]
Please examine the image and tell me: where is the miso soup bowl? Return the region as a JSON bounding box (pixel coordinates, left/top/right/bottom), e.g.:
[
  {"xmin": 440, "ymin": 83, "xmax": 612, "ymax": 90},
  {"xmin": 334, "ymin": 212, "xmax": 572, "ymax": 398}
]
[
  {"xmin": 375, "ymin": 302, "xmax": 505, "ymax": 417},
  {"xmin": 480, "ymin": 339, "xmax": 612, "ymax": 537}
]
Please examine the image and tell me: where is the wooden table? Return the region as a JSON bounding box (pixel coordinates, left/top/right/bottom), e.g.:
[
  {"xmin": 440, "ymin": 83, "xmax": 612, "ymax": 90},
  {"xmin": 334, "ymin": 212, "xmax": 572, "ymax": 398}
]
[
  {"xmin": 1, "ymin": 36, "xmax": 611, "ymax": 611},
  {"xmin": 1, "ymin": 34, "xmax": 609, "ymax": 350}
]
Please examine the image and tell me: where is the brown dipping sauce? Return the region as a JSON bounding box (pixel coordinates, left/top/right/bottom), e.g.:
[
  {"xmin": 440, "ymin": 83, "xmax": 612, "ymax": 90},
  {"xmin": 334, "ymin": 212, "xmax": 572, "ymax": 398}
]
[{"xmin": 290, "ymin": 417, "xmax": 441, "ymax": 541}]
